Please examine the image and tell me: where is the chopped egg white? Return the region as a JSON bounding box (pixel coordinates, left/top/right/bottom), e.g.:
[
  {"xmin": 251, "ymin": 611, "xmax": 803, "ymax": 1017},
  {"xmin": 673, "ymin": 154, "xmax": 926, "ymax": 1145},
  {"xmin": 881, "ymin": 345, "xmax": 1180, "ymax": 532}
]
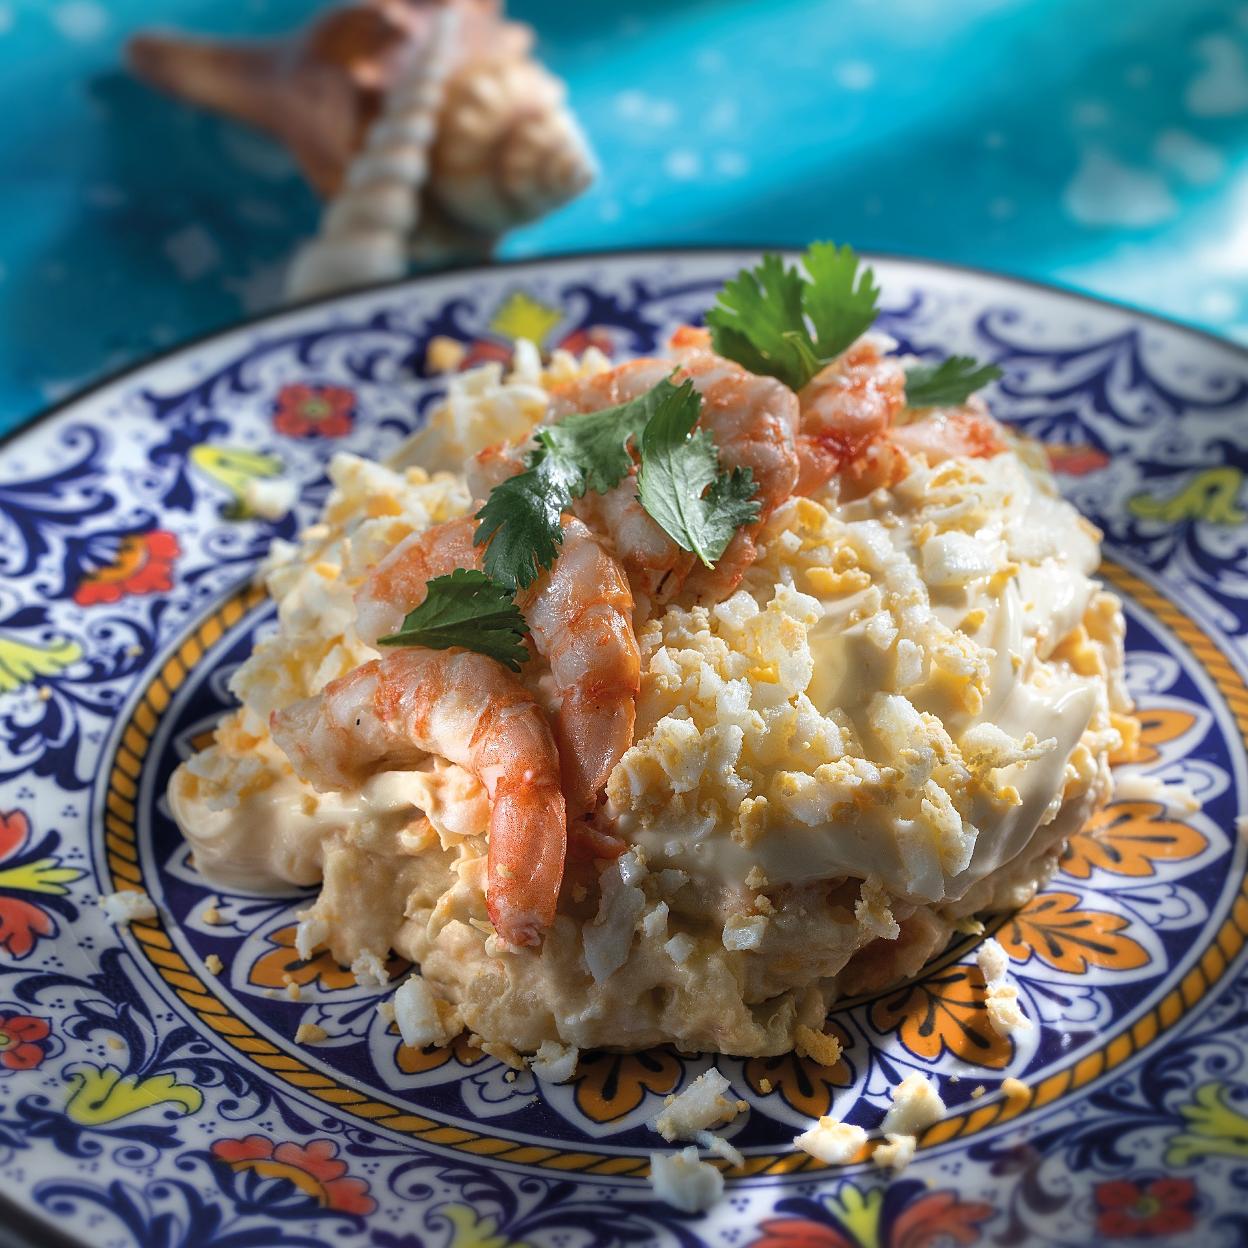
[
  {"xmin": 880, "ymin": 1074, "xmax": 945, "ymax": 1136},
  {"xmin": 648, "ymin": 1147, "xmax": 724, "ymax": 1213},
  {"xmin": 873, "ymin": 1132, "xmax": 917, "ymax": 1172},
  {"xmin": 653, "ymin": 1070, "xmax": 740, "ymax": 1142},
  {"xmin": 529, "ymin": 1041, "xmax": 579, "ymax": 1084},
  {"xmin": 242, "ymin": 475, "xmax": 297, "ymax": 520},
  {"xmin": 392, "ymin": 974, "xmax": 459, "ymax": 1050},
  {"xmin": 977, "ymin": 936, "xmax": 1031, "ymax": 1038},
  {"xmin": 99, "ymin": 889, "xmax": 157, "ymax": 924},
  {"xmin": 793, "ymin": 1118, "xmax": 867, "ymax": 1164}
]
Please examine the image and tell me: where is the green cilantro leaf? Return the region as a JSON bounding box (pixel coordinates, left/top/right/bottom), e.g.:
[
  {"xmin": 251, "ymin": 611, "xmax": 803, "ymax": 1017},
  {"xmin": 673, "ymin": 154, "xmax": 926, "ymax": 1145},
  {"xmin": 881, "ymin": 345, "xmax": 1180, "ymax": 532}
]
[
  {"xmin": 376, "ymin": 568, "xmax": 530, "ymax": 671},
  {"xmin": 473, "ymin": 379, "xmax": 686, "ymax": 590},
  {"xmin": 801, "ymin": 242, "xmax": 881, "ymax": 361},
  {"xmin": 706, "ymin": 243, "xmax": 880, "ymax": 390},
  {"xmin": 636, "ymin": 378, "xmax": 760, "ymax": 566},
  {"xmin": 542, "ymin": 380, "xmax": 677, "ymax": 494},
  {"xmin": 904, "ymin": 356, "xmax": 1003, "ymax": 408},
  {"xmin": 705, "ymin": 254, "xmax": 812, "ymax": 390},
  {"xmin": 474, "ymin": 447, "xmax": 582, "ymax": 591}
]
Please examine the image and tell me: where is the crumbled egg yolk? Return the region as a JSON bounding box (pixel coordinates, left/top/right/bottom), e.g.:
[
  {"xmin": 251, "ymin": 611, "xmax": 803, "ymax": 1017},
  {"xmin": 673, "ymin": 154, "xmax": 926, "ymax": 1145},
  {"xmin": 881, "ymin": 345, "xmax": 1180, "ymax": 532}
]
[{"xmin": 607, "ymin": 449, "xmax": 1128, "ymax": 904}]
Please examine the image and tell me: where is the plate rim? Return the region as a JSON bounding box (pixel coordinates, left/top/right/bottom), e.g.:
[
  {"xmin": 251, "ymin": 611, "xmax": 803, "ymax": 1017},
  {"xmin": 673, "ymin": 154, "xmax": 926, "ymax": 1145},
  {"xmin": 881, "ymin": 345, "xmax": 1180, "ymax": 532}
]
[{"xmin": 3, "ymin": 243, "xmax": 1246, "ymax": 462}]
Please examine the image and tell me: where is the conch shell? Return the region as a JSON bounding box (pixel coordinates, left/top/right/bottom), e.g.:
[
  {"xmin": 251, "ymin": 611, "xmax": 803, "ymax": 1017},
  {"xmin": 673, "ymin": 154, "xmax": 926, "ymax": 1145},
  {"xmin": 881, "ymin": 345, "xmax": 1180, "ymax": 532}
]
[
  {"xmin": 127, "ymin": 1, "xmax": 594, "ymax": 300},
  {"xmin": 431, "ymin": 57, "xmax": 594, "ymax": 236}
]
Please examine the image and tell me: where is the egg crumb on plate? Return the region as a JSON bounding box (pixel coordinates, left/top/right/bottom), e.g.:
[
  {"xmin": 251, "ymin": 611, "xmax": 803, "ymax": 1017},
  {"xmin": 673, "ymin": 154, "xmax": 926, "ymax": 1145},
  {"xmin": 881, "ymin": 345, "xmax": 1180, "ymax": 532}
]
[
  {"xmin": 793, "ymin": 1117, "xmax": 868, "ymax": 1165},
  {"xmin": 99, "ymin": 889, "xmax": 157, "ymax": 924},
  {"xmin": 648, "ymin": 1146, "xmax": 724, "ymax": 1214}
]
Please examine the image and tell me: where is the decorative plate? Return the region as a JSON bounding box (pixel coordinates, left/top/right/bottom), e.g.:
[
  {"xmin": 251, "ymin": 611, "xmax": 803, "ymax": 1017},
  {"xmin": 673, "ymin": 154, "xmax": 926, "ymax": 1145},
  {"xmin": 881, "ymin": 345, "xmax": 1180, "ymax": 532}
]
[{"xmin": 0, "ymin": 250, "xmax": 1245, "ymax": 1248}]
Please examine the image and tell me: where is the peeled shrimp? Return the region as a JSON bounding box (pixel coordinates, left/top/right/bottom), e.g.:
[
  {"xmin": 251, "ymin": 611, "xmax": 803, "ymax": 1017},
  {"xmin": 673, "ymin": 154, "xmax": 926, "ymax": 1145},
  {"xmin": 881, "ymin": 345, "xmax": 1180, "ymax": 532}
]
[
  {"xmin": 795, "ymin": 339, "xmax": 907, "ymax": 496},
  {"xmin": 355, "ymin": 517, "xmax": 478, "ymax": 646},
  {"xmin": 548, "ymin": 341, "xmax": 800, "ymax": 602},
  {"xmin": 522, "ymin": 515, "xmax": 639, "ymax": 814},
  {"xmin": 795, "ymin": 339, "xmax": 1004, "ymax": 497},
  {"xmin": 270, "ymin": 647, "xmax": 566, "ymax": 948},
  {"xmin": 354, "ymin": 515, "xmax": 640, "ymax": 816}
]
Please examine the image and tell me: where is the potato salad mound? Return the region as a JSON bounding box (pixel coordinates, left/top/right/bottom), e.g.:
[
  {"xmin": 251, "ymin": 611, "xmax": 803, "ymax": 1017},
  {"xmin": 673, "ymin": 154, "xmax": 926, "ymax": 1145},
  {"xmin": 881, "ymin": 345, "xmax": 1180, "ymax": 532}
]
[{"xmin": 170, "ymin": 247, "xmax": 1133, "ymax": 1060}]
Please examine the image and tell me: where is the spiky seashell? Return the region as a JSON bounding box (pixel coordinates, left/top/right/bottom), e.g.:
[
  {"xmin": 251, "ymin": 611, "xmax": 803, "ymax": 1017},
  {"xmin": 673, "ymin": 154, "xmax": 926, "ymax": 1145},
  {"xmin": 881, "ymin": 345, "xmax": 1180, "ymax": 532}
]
[
  {"xmin": 429, "ymin": 58, "xmax": 595, "ymax": 235},
  {"xmin": 287, "ymin": 9, "xmax": 457, "ymax": 300}
]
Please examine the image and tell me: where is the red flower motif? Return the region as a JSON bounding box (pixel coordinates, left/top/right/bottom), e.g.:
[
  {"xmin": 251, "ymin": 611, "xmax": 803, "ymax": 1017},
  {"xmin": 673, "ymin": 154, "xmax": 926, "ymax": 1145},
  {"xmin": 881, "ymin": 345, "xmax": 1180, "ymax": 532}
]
[
  {"xmin": 0, "ymin": 1013, "xmax": 50, "ymax": 1071},
  {"xmin": 0, "ymin": 897, "xmax": 53, "ymax": 960},
  {"xmin": 273, "ymin": 384, "xmax": 356, "ymax": 438},
  {"xmin": 73, "ymin": 530, "xmax": 180, "ymax": 606},
  {"xmin": 0, "ymin": 810, "xmax": 82, "ymax": 960},
  {"xmin": 1095, "ymin": 1177, "xmax": 1197, "ymax": 1238},
  {"xmin": 212, "ymin": 1134, "xmax": 376, "ymax": 1215},
  {"xmin": 750, "ymin": 1219, "xmax": 852, "ymax": 1248},
  {"xmin": 749, "ymin": 1186, "xmax": 991, "ymax": 1248}
]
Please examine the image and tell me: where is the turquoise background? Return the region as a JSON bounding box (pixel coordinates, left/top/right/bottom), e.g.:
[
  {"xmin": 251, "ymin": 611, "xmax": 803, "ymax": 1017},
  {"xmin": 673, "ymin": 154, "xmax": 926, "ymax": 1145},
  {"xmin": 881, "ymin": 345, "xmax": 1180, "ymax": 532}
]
[{"xmin": 3, "ymin": 0, "xmax": 1247, "ymax": 434}]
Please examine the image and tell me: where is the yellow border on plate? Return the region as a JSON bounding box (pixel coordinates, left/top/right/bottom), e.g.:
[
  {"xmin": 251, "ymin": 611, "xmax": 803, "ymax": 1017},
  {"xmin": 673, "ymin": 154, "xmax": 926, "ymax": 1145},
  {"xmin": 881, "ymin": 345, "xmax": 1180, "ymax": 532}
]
[{"xmin": 102, "ymin": 562, "xmax": 1248, "ymax": 1176}]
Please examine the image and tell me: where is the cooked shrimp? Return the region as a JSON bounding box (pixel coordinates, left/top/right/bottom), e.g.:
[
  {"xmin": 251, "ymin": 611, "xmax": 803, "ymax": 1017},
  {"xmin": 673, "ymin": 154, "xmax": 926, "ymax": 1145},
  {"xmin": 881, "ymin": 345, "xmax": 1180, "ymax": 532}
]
[
  {"xmin": 354, "ymin": 517, "xmax": 478, "ymax": 646},
  {"xmin": 795, "ymin": 339, "xmax": 1005, "ymax": 497},
  {"xmin": 889, "ymin": 402, "xmax": 1005, "ymax": 461},
  {"xmin": 270, "ymin": 647, "xmax": 566, "ymax": 948},
  {"xmin": 355, "ymin": 516, "xmax": 639, "ymax": 816},
  {"xmin": 524, "ymin": 516, "xmax": 640, "ymax": 813},
  {"xmin": 795, "ymin": 339, "xmax": 907, "ymax": 496},
  {"xmin": 549, "ymin": 341, "xmax": 800, "ymax": 602}
]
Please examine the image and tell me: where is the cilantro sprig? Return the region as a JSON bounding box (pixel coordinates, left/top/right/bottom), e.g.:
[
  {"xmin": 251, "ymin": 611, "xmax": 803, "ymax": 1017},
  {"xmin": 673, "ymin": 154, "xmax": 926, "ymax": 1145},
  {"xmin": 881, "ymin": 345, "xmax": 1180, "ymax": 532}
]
[
  {"xmin": 706, "ymin": 243, "xmax": 881, "ymax": 391},
  {"xmin": 474, "ymin": 379, "xmax": 682, "ymax": 591},
  {"xmin": 904, "ymin": 356, "xmax": 1003, "ymax": 408},
  {"xmin": 376, "ymin": 568, "xmax": 530, "ymax": 671},
  {"xmin": 636, "ymin": 378, "xmax": 760, "ymax": 566},
  {"xmin": 709, "ymin": 242, "xmax": 1001, "ymax": 411}
]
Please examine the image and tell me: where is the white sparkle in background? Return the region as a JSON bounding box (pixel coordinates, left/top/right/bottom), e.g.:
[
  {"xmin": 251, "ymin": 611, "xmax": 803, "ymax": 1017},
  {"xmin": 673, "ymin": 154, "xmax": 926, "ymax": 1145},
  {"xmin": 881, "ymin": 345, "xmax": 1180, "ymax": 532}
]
[
  {"xmin": 835, "ymin": 60, "xmax": 876, "ymax": 91},
  {"xmin": 1063, "ymin": 146, "xmax": 1178, "ymax": 228},
  {"xmin": 1072, "ymin": 99, "xmax": 1110, "ymax": 127},
  {"xmin": 1125, "ymin": 64, "xmax": 1152, "ymax": 89},
  {"xmin": 983, "ymin": 131, "xmax": 1006, "ymax": 149},
  {"xmin": 696, "ymin": 48, "xmax": 725, "ymax": 74},
  {"xmin": 0, "ymin": 5, "xmax": 14, "ymax": 35},
  {"xmin": 52, "ymin": 1, "xmax": 107, "ymax": 42},
  {"xmin": 714, "ymin": 151, "xmax": 748, "ymax": 178},
  {"xmin": 85, "ymin": 184, "xmax": 126, "ymax": 209},
  {"xmin": 224, "ymin": 260, "xmax": 287, "ymax": 314},
  {"xmin": 1154, "ymin": 128, "xmax": 1226, "ymax": 186},
  {"xmin": 1199, "ymin": 289, "xmax": 1239, "ymax": 320},
  {"xmin": 988, "ymin": 197, "xmax": 1017, "ymax": 221},
  {"xmin": 663, "ymin": 149, "xmax": 702, "ymax": 180},
  {"xmin": 1186, "ymin": 34, "xmax": 1248, "ymax": 118},
  {"xmin": 613, "ymin": 90, "xmax": 677, "ymax": 128},
  {"xmin": 163, "ymin": 226, "xmax": 222, "ymax": 282},
  {"xmin": 705, "ymin": 98, "xmax": 739, "ymax": 134}
]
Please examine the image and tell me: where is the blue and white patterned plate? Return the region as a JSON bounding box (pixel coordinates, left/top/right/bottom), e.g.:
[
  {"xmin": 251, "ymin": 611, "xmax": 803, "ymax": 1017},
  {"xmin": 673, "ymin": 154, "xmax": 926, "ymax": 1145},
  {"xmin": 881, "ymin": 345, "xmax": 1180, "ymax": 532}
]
[{"xmin": 0, "ymin": 250, "xmax": 1246, "ymax": 1248}]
